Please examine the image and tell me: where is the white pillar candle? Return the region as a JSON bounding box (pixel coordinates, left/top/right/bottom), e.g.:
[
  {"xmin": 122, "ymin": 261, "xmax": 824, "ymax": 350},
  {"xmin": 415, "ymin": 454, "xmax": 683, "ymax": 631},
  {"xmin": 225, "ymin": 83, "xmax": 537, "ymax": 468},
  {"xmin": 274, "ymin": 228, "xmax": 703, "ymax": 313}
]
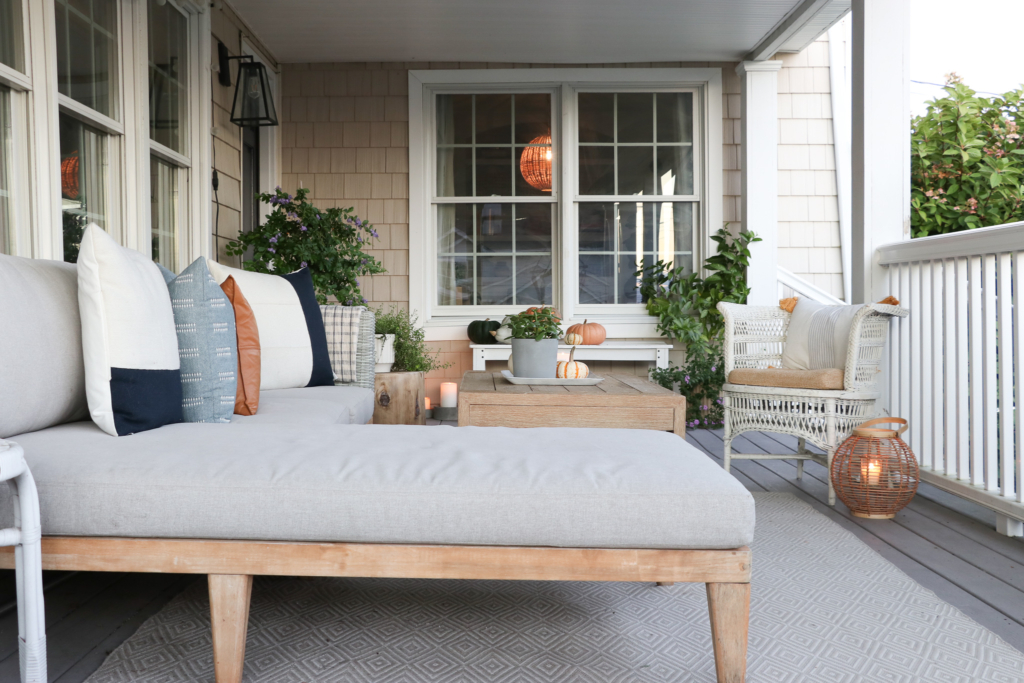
[
  {"xmin": 424, "ymin": 397, "xmax": 431, "ymax": 410},
  {"xmin": 557, "ymin": 352, "xmax": 571, "ymax": 363},
  {"xmin": 440, "ymin": 382, "xmax": 458, "ymax": 408}
]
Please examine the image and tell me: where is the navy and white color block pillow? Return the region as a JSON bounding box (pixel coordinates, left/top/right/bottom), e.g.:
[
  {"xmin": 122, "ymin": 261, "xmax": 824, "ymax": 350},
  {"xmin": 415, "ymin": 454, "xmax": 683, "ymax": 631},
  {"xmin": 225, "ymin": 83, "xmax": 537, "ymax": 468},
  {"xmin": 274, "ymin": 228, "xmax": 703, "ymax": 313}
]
[
  {"xmin": 158, "ymin": 257, "xmax": 238, "ymax": 423},
  {"xmin": 77, "ymin": 225, "xmax": 183, "ymax": 436},
  {"xmin": 206, "ymin": 262, "xmax": 333, "ymax": 390}
]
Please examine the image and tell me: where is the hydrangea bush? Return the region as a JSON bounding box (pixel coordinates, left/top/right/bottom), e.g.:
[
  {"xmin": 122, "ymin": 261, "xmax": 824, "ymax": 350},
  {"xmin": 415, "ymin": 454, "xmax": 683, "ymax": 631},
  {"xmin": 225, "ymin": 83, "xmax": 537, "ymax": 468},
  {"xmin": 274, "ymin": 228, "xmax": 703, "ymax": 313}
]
[
  {"xmin": 912, "ymin": 74, "xmax": 1024, "ymax": 237},
  {"xmin": 225, "ymin": 187, "xmax": 385, "ymax": 305}
]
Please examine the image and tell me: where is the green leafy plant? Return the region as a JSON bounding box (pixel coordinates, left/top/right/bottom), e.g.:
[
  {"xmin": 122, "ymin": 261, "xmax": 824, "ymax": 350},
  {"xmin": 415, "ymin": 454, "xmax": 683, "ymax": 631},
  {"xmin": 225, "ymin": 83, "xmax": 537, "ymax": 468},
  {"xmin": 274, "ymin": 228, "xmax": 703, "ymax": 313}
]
[
  {"xmin": 507, "ymin": 307, "xmax": 562, "ymax": 341},
  {"xmin": 912, "ymin": 74, "xmax": 1024, "ymax": 237},
  {"xmin": 374, "ymin": 306, "xmax": 451, "ymax": 373},
  {"xmin": 225, "ymin": 187, "xmax": 385, "ymax": 305},
  {"xmin": 636, "ymin": 226, "xmax": 759, "ymax": 429}
]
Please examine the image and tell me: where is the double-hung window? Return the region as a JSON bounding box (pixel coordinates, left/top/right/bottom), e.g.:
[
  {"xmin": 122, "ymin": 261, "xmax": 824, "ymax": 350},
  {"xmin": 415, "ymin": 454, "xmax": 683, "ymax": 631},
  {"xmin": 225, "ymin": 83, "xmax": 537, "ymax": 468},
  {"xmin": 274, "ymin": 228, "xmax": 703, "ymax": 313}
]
[
  {"xmin": 411, "ymin": 69, "xmax": 722, "ymax": 336},
  {"xmin": 0, "ymin": 0, "xmax": 28, "ymax": 255},
  {"xmin": 54, "ymin": 0, "xmax": 119, "ymax": 262},
  {"xmin": 147, "ymin": 0, "xmax": 191, "ymax": 272}
]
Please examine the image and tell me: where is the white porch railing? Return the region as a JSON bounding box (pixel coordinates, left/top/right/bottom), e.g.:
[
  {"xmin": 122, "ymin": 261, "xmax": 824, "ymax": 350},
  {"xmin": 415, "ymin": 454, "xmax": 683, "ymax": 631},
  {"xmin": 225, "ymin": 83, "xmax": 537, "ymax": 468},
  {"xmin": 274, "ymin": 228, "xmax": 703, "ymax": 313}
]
[
  {"xmin": 776, "ymin": 266, "xmax": 846, "ymax": 305},
  {"xmin": 878, "ymin": 221, "xmax": 1024, "ymax": 536}
]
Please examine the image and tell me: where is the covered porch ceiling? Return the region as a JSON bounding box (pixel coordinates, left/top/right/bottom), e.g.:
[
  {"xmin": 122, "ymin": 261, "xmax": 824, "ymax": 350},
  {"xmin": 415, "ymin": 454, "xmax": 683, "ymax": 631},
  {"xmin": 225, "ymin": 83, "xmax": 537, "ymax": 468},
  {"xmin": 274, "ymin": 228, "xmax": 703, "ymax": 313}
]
[{"xmin": 228, "ymin": 0, "xmax": 850, "ymax": 64}]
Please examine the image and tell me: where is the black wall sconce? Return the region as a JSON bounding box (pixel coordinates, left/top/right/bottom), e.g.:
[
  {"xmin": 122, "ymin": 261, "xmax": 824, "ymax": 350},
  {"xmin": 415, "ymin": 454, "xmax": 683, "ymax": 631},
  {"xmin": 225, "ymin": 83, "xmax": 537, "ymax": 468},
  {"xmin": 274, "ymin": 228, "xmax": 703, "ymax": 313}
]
[{"xmin": 218, "ymin": 41, "xmax": 279, "ymax": 127}]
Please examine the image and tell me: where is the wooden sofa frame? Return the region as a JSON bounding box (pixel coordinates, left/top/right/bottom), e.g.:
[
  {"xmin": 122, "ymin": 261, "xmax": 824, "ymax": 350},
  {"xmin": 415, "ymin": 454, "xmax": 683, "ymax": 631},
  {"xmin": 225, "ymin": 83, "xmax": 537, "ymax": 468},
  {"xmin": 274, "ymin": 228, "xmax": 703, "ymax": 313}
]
[{"xmin": 1, "ymin": 538, "xmax": 751, "ymax": 683}]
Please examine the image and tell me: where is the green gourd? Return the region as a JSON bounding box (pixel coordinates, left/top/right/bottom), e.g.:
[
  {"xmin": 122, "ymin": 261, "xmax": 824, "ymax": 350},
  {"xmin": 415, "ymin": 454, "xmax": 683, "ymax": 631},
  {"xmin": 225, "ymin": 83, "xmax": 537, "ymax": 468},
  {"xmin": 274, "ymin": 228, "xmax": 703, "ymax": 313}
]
[{"xmin": 467, "ymin": 318, "xmax": 501, "ymax": 344}]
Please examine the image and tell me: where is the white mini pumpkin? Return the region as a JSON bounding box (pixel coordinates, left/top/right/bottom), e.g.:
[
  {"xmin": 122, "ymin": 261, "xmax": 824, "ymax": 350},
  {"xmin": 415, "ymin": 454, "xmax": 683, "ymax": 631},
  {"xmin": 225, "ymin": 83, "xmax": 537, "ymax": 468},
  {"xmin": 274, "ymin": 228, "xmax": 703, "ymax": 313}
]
[
  {"xmin": 556, "ymin": 347, "xmax": 589, "ymax": 379},
  {"xmin": 564, "ymin": 332, "xmax": 584, "ymax": 346}
]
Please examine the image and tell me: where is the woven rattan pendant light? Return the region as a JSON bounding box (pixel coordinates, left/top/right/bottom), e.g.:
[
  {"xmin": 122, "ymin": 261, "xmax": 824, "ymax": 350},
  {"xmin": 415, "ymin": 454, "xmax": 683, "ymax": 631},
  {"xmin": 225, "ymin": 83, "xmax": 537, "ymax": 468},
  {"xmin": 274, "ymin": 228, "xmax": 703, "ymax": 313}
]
[{"xmin": 520, "ymin": 134, "xmax": 552, "ymax": 192}]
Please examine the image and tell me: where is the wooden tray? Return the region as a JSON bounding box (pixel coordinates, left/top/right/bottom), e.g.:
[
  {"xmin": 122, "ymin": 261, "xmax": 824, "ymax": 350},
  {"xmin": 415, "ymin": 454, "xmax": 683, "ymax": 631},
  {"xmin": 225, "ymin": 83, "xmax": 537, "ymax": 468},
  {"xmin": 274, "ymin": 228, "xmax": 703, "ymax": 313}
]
[{"xmin": 500, "ymin": 370, "xmax": 604, "ymax": 386}]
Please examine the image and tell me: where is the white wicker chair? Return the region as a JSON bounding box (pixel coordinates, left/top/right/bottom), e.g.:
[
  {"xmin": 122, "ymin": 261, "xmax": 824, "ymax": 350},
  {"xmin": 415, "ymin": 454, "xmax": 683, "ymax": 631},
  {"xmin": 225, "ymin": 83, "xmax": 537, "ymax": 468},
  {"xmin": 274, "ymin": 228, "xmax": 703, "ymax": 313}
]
[
  {"xmin": 717, "ymin": 301, "xmax": 908, "ymax": 505},
  {"xmin": 0, "ymin": 439, "xmax": 46, "ymax": 682}
]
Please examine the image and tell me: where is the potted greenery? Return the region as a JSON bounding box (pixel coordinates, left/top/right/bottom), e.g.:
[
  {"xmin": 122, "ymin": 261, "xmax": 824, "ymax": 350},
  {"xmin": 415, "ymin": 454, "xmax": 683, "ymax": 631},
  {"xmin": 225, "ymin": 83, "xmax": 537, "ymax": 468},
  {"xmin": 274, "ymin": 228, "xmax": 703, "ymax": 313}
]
[
  {"xmin": 225, "ymin": 187, "xmax": 385, "ymax": 304},
  {"xmin": 507, "ymin": 307, "xmax": 562, "ymax": 378},
  {"xmin": 372, "ymin": 307, "xmax": 452, "ymax": 425},
  {"xmin": 636, "ymin": 226, "xmax": 759, "ymax": 429}
]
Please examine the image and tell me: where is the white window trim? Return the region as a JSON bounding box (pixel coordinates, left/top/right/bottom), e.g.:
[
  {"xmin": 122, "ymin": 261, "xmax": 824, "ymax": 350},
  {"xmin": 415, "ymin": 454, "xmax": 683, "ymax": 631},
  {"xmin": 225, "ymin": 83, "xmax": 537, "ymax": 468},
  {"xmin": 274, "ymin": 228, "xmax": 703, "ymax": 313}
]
[
  {"xmin": 0, "ymin": 0, "xmax": 33, "ymax": 257},
  {"xmin": 408, "ymin": 68, "xmax": 723, "ymax": 340}
]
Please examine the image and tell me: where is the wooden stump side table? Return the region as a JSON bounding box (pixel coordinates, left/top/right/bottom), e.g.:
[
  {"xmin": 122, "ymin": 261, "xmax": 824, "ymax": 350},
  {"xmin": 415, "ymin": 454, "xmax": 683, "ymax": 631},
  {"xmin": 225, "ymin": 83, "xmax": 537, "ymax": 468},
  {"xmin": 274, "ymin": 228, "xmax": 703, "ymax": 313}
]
[{"xmin": 457, "ymin": 371, "xmax": 687, "ymax": 437}]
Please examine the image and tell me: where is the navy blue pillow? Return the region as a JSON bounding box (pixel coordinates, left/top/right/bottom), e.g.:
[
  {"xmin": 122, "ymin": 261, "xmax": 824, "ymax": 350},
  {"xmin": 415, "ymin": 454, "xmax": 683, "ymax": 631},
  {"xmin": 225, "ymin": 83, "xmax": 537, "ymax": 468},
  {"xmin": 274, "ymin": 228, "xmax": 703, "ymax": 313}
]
[{"xmin": 280, "ymin": 268, "xmax": 334, "ymax": 387}]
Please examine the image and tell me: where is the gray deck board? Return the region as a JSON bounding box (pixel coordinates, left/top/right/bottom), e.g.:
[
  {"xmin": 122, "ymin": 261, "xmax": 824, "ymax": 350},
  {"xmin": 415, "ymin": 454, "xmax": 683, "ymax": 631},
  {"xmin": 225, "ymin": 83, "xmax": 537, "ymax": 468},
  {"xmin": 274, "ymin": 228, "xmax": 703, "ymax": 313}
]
[{"xmin": 1, "ymin": 428, "xmax": 1022, "ymax": 682}]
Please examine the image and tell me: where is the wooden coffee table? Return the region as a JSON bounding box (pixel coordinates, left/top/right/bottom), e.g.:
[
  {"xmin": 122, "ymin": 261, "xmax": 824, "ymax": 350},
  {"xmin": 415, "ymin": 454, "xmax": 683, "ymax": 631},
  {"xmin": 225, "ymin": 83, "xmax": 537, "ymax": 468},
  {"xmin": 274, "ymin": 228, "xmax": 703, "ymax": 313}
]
[{"xmin": 457, "ymin": 371, "xmax": 687, "ymax": 437}]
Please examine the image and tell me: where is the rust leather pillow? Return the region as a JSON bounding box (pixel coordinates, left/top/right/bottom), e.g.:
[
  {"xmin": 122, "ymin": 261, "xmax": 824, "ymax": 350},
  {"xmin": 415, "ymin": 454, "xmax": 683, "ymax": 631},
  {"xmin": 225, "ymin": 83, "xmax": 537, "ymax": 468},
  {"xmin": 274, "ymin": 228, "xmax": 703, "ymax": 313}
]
[{"xmin": 220, "ymin": 276, "xmax": 261, "ymax": 415}]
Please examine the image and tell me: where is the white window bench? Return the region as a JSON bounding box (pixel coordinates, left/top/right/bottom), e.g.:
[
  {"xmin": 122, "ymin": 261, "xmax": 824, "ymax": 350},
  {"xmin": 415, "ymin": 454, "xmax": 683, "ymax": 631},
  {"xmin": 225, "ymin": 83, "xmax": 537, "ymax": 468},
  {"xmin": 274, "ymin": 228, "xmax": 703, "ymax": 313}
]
[{"xmin": 470, "ymin": 341, "xmax": 672, "ymax": 371}]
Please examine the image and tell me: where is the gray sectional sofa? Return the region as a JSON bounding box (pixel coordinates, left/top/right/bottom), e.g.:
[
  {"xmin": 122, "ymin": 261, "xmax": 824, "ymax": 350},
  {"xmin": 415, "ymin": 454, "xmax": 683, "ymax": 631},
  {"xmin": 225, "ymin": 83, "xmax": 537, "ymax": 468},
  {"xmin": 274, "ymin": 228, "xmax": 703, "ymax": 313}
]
[{"xmin": 0, "ymin": 253, "xmax": 757, "ymax": 683}]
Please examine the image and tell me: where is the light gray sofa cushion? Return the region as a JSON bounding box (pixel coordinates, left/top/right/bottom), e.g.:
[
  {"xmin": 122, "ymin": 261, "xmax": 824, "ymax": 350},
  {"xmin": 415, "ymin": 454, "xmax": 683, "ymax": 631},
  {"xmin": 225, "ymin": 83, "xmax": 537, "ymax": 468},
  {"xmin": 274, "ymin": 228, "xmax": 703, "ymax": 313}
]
[
  {"xmin": 243, "ymin": 386, "xmax": 374, "ymax": 425},
  {"xmin": 2, "ymin": 423, "xmax": 754, "ymax": 549},
  {"xmin": 0, "ymin": 254, "xmax": 88, "ymax": 438}
]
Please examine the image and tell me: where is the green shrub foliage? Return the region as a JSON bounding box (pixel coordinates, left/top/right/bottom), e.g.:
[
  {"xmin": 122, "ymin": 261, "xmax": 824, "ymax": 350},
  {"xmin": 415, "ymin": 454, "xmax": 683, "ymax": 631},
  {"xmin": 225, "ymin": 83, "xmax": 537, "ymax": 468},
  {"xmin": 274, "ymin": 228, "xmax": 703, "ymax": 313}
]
[
  {"xmin": 637, "ymin": 227, "xmax": 759, "ymax": 429},
  {"xmin": 226, "ymin": 187, "xmax": 385, "ymax": 305},
  {"xmin": 912, "ymin": 74, "xmax": 1024, "ymax": 237}
]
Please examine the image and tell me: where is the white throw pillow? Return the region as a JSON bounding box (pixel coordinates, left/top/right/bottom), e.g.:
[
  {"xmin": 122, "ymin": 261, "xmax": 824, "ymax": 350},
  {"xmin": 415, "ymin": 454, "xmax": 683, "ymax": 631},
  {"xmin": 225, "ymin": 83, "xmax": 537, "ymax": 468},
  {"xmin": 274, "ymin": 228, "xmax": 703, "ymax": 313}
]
[
  {"xmin": 77, "ymin": 225, "xmax": 182, "ymax": 436},
  {"xmin": 206, "ymin": 262, "xmax": 333, "ymax": 390},
  {"xmin": 781, "ymin": 298, "xmax": 865, "ymax": 372}
]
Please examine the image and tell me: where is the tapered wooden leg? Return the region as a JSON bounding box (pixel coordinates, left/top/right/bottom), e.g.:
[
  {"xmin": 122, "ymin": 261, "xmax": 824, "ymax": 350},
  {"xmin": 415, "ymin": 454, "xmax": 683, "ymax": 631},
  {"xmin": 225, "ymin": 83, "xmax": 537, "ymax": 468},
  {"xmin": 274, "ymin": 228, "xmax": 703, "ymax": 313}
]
[
  {"xmin": 209, "ymin": 574, "xmax": 253, "ymax": 683},
  {"xmin": 706, "ymin": 582, "xmax": 750, "ymax": 683}
]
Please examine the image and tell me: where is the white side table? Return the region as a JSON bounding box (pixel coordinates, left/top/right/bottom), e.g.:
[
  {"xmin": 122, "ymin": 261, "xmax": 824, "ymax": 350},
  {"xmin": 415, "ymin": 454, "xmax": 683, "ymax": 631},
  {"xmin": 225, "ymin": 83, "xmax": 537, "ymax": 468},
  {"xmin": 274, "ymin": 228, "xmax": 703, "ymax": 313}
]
[
  {"xmin": 470, "ymin": 341, "xmax": 672, "ymax": 371},
  {"xmin": 0, "ymin": 439, "xmax": 46, "ymax": 683}
]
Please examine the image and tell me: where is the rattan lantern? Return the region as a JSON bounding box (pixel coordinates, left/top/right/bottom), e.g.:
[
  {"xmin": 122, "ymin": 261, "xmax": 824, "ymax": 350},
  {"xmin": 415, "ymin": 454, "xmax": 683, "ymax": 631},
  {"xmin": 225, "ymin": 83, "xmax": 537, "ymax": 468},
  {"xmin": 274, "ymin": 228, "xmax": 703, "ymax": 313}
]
[
  {"xmin": 830, "ymin": 418, "xmax": 918, "ymax": 519},
  {"xmin": 520, "ymin": 134, "xmax": 552, "ymax": 192}
]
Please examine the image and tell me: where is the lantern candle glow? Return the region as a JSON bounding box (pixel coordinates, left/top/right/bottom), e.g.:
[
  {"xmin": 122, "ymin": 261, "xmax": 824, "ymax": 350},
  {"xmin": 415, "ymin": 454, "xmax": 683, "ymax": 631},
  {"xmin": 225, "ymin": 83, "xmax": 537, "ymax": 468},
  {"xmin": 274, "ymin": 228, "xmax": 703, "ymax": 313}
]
[{"xmin": 440, "ymin": 382, "xmax": 458, "ymax": 408}]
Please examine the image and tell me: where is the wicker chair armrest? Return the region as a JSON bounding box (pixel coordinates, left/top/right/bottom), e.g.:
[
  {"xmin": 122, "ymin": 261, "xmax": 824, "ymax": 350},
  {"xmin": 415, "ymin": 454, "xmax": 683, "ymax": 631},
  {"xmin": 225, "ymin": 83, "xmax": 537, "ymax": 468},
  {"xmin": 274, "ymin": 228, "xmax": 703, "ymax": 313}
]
[{"xmin": 843, "ymin": 303, "xmax": 909, "ymax": 391}]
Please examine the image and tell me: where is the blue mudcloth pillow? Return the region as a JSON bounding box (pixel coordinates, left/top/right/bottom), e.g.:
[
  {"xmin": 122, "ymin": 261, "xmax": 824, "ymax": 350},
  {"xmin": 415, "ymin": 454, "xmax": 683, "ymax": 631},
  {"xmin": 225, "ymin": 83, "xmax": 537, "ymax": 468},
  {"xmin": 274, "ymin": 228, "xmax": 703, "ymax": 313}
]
[{"xmin": 158, "ymin": 257, "xmax": 238, "ymax": 423}]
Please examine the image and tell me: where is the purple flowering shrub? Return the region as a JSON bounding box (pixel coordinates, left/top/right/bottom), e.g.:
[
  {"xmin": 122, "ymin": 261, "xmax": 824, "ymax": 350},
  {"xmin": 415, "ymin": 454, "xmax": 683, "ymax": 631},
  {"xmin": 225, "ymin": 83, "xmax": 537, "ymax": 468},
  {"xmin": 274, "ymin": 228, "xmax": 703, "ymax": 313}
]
[
  {"xmin": 225, "ymin": 187, "xmax": 385, "ymax": 305},
  {"xmin": 651, "ymin": 352, "xmax": 725, "ymax": 429}
]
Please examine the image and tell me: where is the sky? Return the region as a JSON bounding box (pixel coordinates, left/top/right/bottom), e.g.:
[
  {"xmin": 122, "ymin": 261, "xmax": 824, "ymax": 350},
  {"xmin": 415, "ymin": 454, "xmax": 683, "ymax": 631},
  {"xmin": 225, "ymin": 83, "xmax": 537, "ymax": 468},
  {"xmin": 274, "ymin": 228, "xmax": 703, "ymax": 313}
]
[{"xmin": 910, "ymin": 0, "xmax": 1024, "ymax": 115}]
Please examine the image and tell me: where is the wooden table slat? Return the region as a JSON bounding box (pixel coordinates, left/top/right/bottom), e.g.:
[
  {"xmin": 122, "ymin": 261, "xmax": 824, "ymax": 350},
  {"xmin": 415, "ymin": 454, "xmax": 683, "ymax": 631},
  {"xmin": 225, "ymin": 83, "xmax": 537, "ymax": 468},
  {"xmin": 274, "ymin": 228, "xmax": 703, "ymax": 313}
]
[{"xmin": 459, "ymin": 372, "xmax": 686, "ymax": 437}]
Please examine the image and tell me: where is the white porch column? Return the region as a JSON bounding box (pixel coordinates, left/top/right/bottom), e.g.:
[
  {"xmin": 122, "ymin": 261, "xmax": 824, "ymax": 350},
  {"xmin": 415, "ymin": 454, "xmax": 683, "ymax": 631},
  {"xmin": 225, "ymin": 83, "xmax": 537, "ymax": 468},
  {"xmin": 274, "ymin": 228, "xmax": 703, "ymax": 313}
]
[
  {"xmin": 736, "ymin": 60, "xmax": 782, "ymax": 306},
  {"xmin": 850, "ymin": 0, "xmax": 911, "ymax": 303}
]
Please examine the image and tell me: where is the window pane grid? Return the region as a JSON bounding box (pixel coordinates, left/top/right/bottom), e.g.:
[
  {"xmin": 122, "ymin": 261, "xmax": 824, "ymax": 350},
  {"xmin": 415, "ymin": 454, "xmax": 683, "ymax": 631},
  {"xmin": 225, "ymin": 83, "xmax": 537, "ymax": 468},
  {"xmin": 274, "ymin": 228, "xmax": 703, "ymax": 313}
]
[
  {"xmin": 436, "ymin": 93, "xmax": 553, "ymax": 198},
  {"xmin": 151, "ymin": 155, "xmax": 178, "ymax": 272},
  {"xmin": 0, "ymin": 0, "xmax": 24, "ymax": 73},
  {"xmin": 437, "ymin": 203, "xmax": 553, "ymax": 306},
  {"xmin": 148, "ymin": 0, "xmax": 188, "ymax": 155},
  {"xmin": 54, "ymin": 0, "xmax": 119, "ymax": 119},
  {"xmin": 578, "ymin": 93, "xmax": 693, "ymax": 197}
]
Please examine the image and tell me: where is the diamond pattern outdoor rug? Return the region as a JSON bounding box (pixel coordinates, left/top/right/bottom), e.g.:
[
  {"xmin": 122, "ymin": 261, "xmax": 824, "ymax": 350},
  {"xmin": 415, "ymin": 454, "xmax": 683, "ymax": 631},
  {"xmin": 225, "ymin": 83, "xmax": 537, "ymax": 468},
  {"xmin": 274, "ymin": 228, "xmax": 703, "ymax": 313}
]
[{"xmin": 85, "ymin": 493, "xmax": 1024, "ymax": 682}]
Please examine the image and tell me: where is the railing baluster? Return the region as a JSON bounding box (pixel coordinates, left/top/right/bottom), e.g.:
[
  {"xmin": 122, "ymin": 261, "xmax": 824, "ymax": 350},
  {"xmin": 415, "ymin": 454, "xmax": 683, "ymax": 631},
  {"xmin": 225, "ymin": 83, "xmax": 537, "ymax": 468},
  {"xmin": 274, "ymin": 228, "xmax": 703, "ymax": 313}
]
[
  {"xmin": 1015, "ymin": 252, "xmax": 1024, "ymax": 503},
  {"xmin": 932, "ymin": 260, "xmax": 945, "ymax": 476},
  {"xmin": 984, "ymin": 254, "xmax": 999, "ymax": 492},
  {"xmin": 943, "ymin": 258, "xmax": 958, "ymax": 478},
  {"xmin": 998, "ymin": 252, "xmax": 1015, "ymax": 500},
  {"xmin": 919, "ymin": 261, "xmax": 933, "ymax": 470},
  {"xmin": 889, "ymin": 264, "xmax": 902, "ymax": 419},
  {"xmin": 955, "ymin": 257, "xmax": 970, "ymax": 481},
  {"xmin": 969, "ymin": 255, "xmax": 984, "ymax": 487},
  {"xmin": 899, "ymin": 263, "xmax": 912, "ymax": 444},
  {"xmin": 909, "ymin": 262, "xmax": 922, "ymax": 458}
]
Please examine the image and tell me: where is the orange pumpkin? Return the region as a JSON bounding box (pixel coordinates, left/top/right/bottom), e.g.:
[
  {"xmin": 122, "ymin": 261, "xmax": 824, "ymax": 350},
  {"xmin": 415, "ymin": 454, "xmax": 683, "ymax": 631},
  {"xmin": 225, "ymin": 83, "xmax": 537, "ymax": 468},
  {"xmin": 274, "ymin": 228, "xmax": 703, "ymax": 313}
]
[
  {"xmin": 556, "ymin": 347, "xmax": 589, "ymax": 379},
  {"xmin": 565, "ymin": 319, "xmax": 606, "ymax": 345}
]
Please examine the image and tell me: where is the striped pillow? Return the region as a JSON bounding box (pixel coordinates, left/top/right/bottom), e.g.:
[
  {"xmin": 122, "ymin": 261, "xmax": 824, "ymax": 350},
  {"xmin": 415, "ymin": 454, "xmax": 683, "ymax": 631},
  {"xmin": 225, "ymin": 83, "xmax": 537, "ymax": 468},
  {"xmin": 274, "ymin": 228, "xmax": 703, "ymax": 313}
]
[{"xmin": 781, "ymin": 299, "xmax": 865, "ymax": 372}]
